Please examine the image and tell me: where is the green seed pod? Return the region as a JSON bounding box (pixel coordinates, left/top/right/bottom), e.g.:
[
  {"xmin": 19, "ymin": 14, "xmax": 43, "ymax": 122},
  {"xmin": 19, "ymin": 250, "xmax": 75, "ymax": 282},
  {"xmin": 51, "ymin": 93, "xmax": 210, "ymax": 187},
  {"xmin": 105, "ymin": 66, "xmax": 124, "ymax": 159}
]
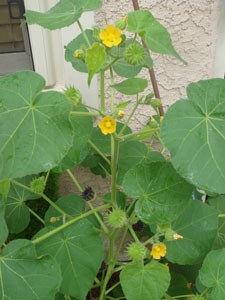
[
  {"xmin": 64, "ymin": 86, "xmax": 82, "ymax": 106},
  {"xmin": 107, "ymin": 208, "xmax": 127, "ymax": 228},
  {"xmin": 124, "ymin": 43, "xmax": 145, "ymax": 65},
  {"xmin": 127, "ymin": 242, "xmax": 146, "ymax": 261},
  {"xmin": 30, "ymin": 176, "xmax": 46, "ymax": 193}
]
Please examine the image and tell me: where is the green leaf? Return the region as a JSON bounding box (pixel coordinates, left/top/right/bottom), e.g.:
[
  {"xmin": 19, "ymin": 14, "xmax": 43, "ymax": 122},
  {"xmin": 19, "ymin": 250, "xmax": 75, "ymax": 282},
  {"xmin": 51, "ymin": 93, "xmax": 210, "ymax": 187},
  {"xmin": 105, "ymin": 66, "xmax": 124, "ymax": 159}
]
[
  {"xmin": 0, "ymin": 71, "xmax": 73, "ymax": 180},
  {"xmin": 120, "ymin": 260, "xmax": 170, "ymax": 300},
  {"xmin": 0, "ymin": 179, "xmax": 10, "ymax": 199},
  {"xmin": 35, "ymin": 220, "xmax": 104, "ymax": 299},
  {"xmin": 208, "ymin": 195, "xmax": 225, "ymax": 249},
  {"xmin": 5, "ymin": 176, "xmax": 39, "ymax": 233},
  {"xmin": 79, "ymin": 0, "xmax": 103, "ymax": 11},
  {"xmin": 0, "ymin": 199, "xmax": 8, "ymax": 246},
  {"xmin": 166, "ymin": 200, "xmax": 218, "ymax": 265},
  {"xmin": 112, "ymin": 78, "xmax": 148, "ymax": 95},
  {"xmin": 113, "ymin": 59, "xmax": 143, "ymax": 78},
  {"xmin": 123, "ymin": 162, "xmax": 193, "ymax": 224},
  {"xmin": 117, "ymin": 140, "xmax": 149, "ymax": 184},
  {"xmin": 44, "ymin": 194, "xmax": 85, "ymax": 226},
  {"xmin": 0, "ymin": 239, "xmax": 62, "ymax": 299},
  {"xmin": 143, "ymin": 21, "xmax": 186, "ymax": 63},
  {"xmin": 86, "ymin": 43, "xmax": 106, "ymax": 85},
  {"xmin": 127, "ymin": 10, "xmax": 155, "ymax": 33},
  {"xmin": 65, "ymin": 30, "xmax": 94, "ymax": 73},
  {"xmin": 127, "ymin": 10, "xmax": 185, "ymax": 63},
  {"xmin": 25, "ymin": 0, "xmax": 83, "ymax": 30},
  {"xmin": 161, "ymin": 79, "xmax": 225, "ymax": 194},
  {"xmin": 199, "ymin": 248, "xmax": 225, "ymax": 299},
  {"xmin": 54, "ymin": 107, "xmax": 93, "ymax": 173}
]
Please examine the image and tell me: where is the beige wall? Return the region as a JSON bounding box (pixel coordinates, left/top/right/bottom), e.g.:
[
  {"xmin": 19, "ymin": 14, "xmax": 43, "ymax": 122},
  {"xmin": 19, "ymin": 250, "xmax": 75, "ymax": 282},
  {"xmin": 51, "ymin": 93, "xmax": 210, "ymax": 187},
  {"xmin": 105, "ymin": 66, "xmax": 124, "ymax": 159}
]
[{"xmin": 95, "ymin": 0, "xmax": 221, "ymax": 112}]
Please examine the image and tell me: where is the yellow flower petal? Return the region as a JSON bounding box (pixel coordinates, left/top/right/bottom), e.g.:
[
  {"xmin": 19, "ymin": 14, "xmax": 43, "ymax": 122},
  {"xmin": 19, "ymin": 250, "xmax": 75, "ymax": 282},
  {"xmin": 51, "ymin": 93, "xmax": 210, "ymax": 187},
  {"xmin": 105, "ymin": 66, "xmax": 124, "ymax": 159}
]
[
  {"xmin": 98, "ymin": 116, "xmax": 117, "ymax": 135},
  {"xmin": 99, "ymin": 24, "xmax": 122, "ymax": 47},
  {"xmin": 150, "ymin": 243, "xmax": 167, "ymax": 260}
]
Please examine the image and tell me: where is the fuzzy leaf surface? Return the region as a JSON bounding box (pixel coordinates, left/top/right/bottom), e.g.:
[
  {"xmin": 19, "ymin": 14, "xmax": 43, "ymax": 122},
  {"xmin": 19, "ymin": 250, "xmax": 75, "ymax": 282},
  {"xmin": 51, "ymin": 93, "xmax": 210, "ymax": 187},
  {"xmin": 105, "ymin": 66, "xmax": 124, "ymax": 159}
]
[
  {"xmin": 166, "ymin": 200, "xmax": 218, "ymax": 265},
  {"xmin": 161, "ymin": 79, "xmax": 225, "ymax": 193},
  {"xmin": 5, "ymin": 176, "xmax": 39, "ymax": 233},
  {"xmin": 199, "ymin": 248, "xmax": 225, "ymax": 299},
  {"xmin": 120, "ymin": 260, "xmax": 170, "ymax": 300},
  {"xmin": 35, "ymin": 220, "xmax": 103, "ymax": 299},
  {"xmin": 0, "ymin": 239, "xmax": 62, "ymax": 300},
  {"xmin": 122, "ymin": 162, "xmax": 193, "ymax": 224},
  {"xmin": 0, "ymin": 71, "xmax": 73, "ymax": 180}
]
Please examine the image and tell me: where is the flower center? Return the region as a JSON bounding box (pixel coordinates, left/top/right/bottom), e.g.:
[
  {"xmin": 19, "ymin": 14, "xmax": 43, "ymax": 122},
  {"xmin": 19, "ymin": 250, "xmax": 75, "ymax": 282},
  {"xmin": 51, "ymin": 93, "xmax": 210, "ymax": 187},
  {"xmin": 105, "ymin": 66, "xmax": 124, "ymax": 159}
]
[{"xmin": 105, "ymin": 121, "xmax": 112, "ymax": 128}]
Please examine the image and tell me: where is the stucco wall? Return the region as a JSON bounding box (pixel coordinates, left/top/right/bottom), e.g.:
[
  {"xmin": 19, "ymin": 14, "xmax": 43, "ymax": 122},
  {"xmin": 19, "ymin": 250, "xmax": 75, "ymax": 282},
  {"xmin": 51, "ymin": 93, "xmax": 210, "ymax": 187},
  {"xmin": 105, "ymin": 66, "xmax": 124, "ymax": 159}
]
[{"xmin": 95, "ymin": 0, "xmax": 220, "ymax": 110}]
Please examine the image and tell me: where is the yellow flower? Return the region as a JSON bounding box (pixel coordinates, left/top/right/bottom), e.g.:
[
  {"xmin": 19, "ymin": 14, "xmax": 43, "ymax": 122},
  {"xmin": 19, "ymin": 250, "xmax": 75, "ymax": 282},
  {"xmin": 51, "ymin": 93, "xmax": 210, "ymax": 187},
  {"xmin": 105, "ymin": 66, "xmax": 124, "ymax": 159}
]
[
  {"xmin": 99, "ymin": 25, "xmax": 122, "ymax": 47},
  {"xmin": 150, "ymin": 243, "xmax": 167, "ymax": 260},
  {"xmin": 98, "ymin": 116, "xmax": 116, "ymax": 135}
]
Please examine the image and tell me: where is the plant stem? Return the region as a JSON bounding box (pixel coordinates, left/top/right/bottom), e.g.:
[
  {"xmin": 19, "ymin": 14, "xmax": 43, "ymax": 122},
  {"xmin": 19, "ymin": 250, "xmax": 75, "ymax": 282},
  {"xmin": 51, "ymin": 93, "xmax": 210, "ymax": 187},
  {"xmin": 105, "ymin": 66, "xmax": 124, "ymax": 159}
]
[
  {"xmin": 66, "ymin": 169, "xmax": 83, "ymax": 192},
  {"xmin": 128, "ymin": 225, "xmax": 140, "ymax": 243},
  {"xmin": 12, "ymin": 180, "xmax": 70, "ymax": 218},
  {"xmin": 120, "ymin": 128, "xmax": 158, "ymax": 141},
  {"xmin": 173, "ymin": 295, "xmax": 195, "ymax": 299},
  {"xmin": 131, "ymin": 0, "xmax": 164, "ymax": 116},
  {"xmin": 118, "ymin": 96, "xmax": 140, "ymax": 135},
  {"xmin": 103, "ymin": 57, "xmax": 119, "ymax": 71},
  {"xmin": 32, "ymin": 204, "xmax": 110, "ymax": 245},
  {"xmin": 87, "ymin": 201, "xmax": 109, "ymax": 235},
  {"xmin": 70, "ymin": 111, "xmax": 99, "ymax": 117},
  {"xmin": 110, "ymin": 67, "xmax": 115, "ymax": 112},
  {"xmin": 111, "ymin": 135, "xmax": 120, "ymax": 208},
  {"xmin": 100, "ymin": 70, "xmax": 105, "ymax": 112},
  {"xmin": 88, "ymin": 139, "xmax": 111, "ymax": 166},
  {"xmin": 106, "ymin": 281, "xmax": 121, "ymax": 295},
  {"xmin": 77, "ymin": 20, "xmax": 91, "ymax": 47},
  {"xmin": 28, "ymin": 208, "xmax": 45, "ymax": 225},
  {"xmin": 219, "ymin": 214, "xmax": 225, "ymax": 218}
]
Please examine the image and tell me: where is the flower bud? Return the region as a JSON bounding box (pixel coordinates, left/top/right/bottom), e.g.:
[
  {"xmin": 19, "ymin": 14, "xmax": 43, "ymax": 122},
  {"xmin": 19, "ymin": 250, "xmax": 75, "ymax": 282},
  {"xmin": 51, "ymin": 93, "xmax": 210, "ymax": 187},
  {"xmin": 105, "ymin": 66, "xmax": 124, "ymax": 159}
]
[{"xmin": 115, "ymin": 16, "xmax": 127, "ymax": 30}]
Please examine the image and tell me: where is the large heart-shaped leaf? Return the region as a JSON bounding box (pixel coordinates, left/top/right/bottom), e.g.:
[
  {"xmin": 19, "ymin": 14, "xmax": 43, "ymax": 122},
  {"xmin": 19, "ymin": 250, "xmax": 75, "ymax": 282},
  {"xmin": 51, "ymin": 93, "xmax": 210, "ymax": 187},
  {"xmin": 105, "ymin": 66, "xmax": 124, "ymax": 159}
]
[
  {"xmin": 0, "ymin": 239, "xmax": 62, "ymax": 300},
  {"xmin": 165, "ymin": 200, "xmax": 218, "ymax": 265},
  {"xmin": 117, "ymin": 140, "xmax": 155, "ymax": 184},
  {"xmin": 120, "ymin": 260, "xmax": 170, "ymax": 300},
  {"xmin": 44, "ymin": 194, "xmax": 85, "ymax": 226},
  {"xmin": 0, "ymin": 199, "xmax": 8, "ymax": 246},
  {"xmin": 0, "ymin": 71, "xmax": 73, "ymax": 180},
  {"xmin": 208, "ymin": 195, "xmax": 225, "ymax": 249},
  {"xmin": 54, "ymin": 107, "xmax": 93, "ymax": 173},
  {"xmin": 122, "ymin": 162, "xmax": 193, "ymax": 224},
  {"xmin": 199, "ymin": 248, "xmax": 225, "ymax": 299},
  {"xmin": 161, "ymin": 79, "xmax": 225, "ymax": 194},
  {"xmin": 25, "ymin": 0, "xmax": 83, "ymax": 30},
  {"xmin": 35, "ymin": 220, "xmax": 104, "ymax": 299},
  {"xmin": 4, "ymin": 176, "xmax": 40, "ymax": 233}
]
